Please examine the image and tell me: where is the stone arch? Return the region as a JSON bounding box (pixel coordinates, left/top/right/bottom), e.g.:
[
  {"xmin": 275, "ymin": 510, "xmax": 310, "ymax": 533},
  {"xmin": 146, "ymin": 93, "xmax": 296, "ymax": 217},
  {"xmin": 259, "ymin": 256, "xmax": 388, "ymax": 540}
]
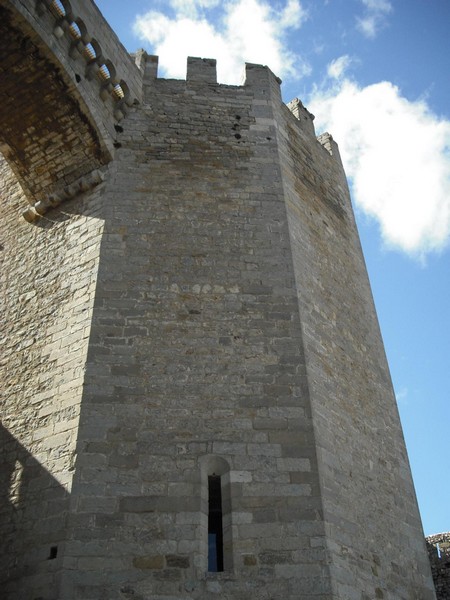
[{"xmin": 0, "ymin": 1, "xmax": 137, "ymax": 212}]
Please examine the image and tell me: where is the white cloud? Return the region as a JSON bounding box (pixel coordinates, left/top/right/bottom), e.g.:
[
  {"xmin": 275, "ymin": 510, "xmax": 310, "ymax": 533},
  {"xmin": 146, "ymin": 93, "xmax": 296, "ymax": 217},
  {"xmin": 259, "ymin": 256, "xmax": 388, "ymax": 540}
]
[
  {"xmin": 356, "ymin": 16, "xmax": 377, "ymax": 39},
  {"xmin": 327, "ymin": 55, "xmax": 352, "ymax": 80},
  {"xmin": 134, "ymin": 14, "xmax": 229, "ymax": 80},
  {"xmin": 279, "ymin": 0, "xmax": 308, "ymax": 29},
  {"xmin": 133, "ymin": 0, "xmax": 310, "ymax": 84},
  {"xmin": 395, "ymin": 387, "xmax": 409, "ymax": 405},
  {"xmin": 309, "ymin": 77, "xmax": 450, "ymax": 257},
  {"xmin": 168, "ymin": 0, "xmax": 221, "ymax": 19},
  {"xmin": 361, "ymin": 0, "xmax": 392, "ymax": 11},
  {"xmin": 356, "ymin": 0, "xmax": 392, "ymax": 38}
]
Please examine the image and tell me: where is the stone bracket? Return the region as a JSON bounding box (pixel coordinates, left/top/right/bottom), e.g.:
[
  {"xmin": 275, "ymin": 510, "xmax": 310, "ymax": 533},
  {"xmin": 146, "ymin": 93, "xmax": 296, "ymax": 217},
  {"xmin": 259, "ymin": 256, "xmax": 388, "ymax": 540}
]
[{"xmin": 22, "ymin": 168, "xmax": 105, "ymax": 222}]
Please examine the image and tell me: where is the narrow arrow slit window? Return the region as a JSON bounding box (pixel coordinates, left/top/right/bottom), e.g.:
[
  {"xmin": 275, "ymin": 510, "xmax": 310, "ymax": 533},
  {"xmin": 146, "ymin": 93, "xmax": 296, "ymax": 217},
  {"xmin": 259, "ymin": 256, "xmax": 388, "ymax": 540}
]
[{"xmin": 208, "ymin": 474, "xmax": 224, "ymax": 572}]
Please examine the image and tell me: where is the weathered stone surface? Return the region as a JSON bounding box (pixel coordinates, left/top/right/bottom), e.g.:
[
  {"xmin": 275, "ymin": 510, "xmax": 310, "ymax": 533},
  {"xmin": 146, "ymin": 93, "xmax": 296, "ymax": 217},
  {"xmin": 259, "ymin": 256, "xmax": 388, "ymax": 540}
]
[
  {"xmin": 133, "ymin": 555, "xmax": 165, "ymax": 570},
  {"xmin": 427, "ymin": 533, "xmax": 450, "ymax": 599},
  {"xmin": 0, "ymin": 155, "xmax": 104, "ymax": 598},
  {"xmin": 0, "ymin": 0, "xmax": 142, "ymax": 207},
  {"xmin": 0, "ymin": 2, "xmax": 436, "ymax": 599}
]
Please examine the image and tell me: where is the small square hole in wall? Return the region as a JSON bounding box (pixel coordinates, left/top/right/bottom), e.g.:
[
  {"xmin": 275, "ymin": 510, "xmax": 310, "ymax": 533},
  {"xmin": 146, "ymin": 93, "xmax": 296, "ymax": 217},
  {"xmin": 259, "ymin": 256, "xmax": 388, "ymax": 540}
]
[{"xmin": 48, "ymin": 546, "xmax": 58, "ymax": 560}]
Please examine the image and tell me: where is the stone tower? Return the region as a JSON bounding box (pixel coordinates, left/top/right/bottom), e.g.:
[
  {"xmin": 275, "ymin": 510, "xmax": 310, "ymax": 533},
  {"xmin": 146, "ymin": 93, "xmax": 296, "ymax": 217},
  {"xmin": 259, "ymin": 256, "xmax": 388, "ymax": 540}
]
[{"xmin": 0, "ymin": 1, "xmax": 436, "ymax": 599}]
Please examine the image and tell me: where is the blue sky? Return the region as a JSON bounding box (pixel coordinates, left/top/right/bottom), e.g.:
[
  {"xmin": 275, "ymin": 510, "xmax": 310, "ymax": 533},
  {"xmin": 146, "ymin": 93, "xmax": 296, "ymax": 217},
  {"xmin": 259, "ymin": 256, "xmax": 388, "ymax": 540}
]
[{"xmin": 95, "ymin": 0, "xmax": 449, "ymax": 536}]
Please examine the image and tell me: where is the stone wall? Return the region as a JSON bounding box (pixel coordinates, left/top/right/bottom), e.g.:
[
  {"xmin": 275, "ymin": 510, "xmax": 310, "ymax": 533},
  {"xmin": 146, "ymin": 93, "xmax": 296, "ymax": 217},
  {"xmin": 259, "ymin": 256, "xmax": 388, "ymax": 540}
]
[
  {"xmin": 274, "ymin": 82, "xmax": 435, "ymax": 599},
  {"xmin": 427, "ymin": 533, "xmax": 450, "ymax": 599},
  {"xmin": 0, "ymin": 156, "xmax": 105, "ymax": 599},
  {"xmin": 57, "ymin": 56, "xmax": 332, "ymax": 600},
  {"xmin": 0, "ymin": 30, "xmax": 437, "ymax": 600},
  {"xmin": 0, "ymin": 0, "xmax": 143, "ymax": 215},
  {"xmin": 6, "ymin": 0, "xmax": 143, "ymax": 134},
  {"xmin": 57, "ymin": 56, "xmax": 435, "ymax": 599}
]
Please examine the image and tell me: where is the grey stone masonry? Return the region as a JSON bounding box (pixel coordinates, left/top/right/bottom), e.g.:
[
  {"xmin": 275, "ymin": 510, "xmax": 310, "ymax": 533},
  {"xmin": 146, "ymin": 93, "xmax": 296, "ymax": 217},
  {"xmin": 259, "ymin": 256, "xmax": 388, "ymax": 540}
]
[
  {"xmin": 427, "ymin": 533, "xmax": 450, "ymax": 599},
  {"xmin": 0, "ymin": 155, "xmax": 105, "ymax": 599},
  {"xmin": 0, "ymin": 3, "xmax": 437, "ymax": 598},
  {"xmin": 60, "ymin": 56, "xmax": 332, "ymax": 600},
  {"xmin": 0, "ymin": 0, "xmax": 142, "ymax": 211}
]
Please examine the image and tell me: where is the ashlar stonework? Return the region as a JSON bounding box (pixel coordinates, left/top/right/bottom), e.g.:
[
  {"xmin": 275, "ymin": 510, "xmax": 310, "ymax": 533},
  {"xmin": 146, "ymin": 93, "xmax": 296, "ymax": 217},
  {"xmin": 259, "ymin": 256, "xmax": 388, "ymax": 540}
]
[
  {"xmin": 0, "ymin": 1, "xmax": 436, "ymax": 599},
  {"xmin": 427, "ymin": 533, "xmax": 450, "ymax": 599}
]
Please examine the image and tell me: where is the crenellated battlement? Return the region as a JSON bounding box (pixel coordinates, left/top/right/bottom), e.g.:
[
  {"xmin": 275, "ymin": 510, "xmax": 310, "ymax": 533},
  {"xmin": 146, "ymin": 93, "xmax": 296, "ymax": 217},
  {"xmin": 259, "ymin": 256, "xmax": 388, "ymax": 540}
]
[
  {"xmin": 287, "ymin": 97, "xmax": 315, "ymax": 136},
  {"xmin": 132, "ymin": 52, "xmax": 340, "ymax": 159},
  {"xmin": 134, "ymin": 51, "xmax": 282, "ymax": 92}
]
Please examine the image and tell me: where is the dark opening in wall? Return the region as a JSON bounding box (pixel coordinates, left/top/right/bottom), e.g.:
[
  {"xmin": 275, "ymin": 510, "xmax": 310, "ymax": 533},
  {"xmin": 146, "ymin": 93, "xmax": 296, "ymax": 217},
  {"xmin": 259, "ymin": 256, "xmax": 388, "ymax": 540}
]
[
  {"xmin": 208, "ymin": 475, "xmax": 223, "ymax": 572},
  {"xmin": 48, "ymin": 546, "xmax": 58, "ymax": 560}
]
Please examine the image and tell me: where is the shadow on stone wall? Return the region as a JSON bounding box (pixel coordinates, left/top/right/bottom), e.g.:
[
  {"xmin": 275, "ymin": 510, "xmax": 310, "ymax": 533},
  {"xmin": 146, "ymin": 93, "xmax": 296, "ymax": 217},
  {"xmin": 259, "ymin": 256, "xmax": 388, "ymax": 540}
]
[{"xmin": 0, "ymin": 423, "xmax": 70, "ymax": 599}]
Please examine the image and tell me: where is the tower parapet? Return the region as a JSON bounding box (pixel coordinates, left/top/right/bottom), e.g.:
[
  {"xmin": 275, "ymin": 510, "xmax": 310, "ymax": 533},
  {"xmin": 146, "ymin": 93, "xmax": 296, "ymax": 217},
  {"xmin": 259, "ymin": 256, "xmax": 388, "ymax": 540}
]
[
  {"xmin": 287, "ymin": 97, "xmax": 316, "ymax": 136},
  {"xmin": 187, "ymin": 56, "xmax": 218, "ymax": 84}
]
